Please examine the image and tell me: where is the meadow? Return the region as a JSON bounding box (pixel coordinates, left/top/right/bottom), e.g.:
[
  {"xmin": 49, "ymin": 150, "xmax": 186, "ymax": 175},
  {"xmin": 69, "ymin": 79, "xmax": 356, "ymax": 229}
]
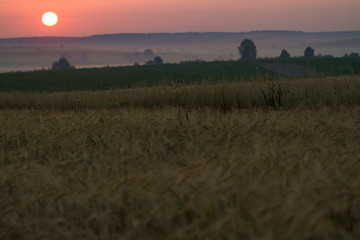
[
  {"xmin": 0, "ymin": 57, "xmax": 359, "ymax": 92},
  {"xmin": 1, "ymin": 70, "xmax": 360, "ymax": 239},
  {"xmin": 264, "ymin": 57, "xmax": 360, "ymax": 76}
]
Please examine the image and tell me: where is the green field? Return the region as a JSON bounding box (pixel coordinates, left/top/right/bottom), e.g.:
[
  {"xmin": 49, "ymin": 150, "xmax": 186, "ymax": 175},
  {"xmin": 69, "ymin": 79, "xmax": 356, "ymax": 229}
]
[
  {"xmin": 0, "ymin": 57, "xmax": 359, "ymax": 92},
  {"xmin": 263, "ymin": 57, "xmax": 360, "ymax": 76},
  {"xmin": 0, "ymin": 61, "xmax": 271, "ymax": 92}
]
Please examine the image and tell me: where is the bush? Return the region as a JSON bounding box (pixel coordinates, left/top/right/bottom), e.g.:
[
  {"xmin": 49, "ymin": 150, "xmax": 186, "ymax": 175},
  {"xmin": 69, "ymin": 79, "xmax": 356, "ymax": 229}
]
[
  {"xmin": 279, "ymin": 49, "xmax": 290, "ymax": 59},
  {"xmin": 52, "ymin": 57, "xmax": 74, "ymax": 70},
  {"xmin": 304, "ymin": 47, "xmax": 315, "ymax": 58},
  {"xmin": 146, "ymin": 56, "xmax": 164, "ymax": 65}
]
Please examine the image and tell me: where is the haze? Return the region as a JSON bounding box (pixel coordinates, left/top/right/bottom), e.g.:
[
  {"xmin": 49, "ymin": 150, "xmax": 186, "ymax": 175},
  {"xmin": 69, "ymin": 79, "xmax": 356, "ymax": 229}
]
[{"xmin": 1, "ymin": 0, "xmax": 360, "ymax": 38}]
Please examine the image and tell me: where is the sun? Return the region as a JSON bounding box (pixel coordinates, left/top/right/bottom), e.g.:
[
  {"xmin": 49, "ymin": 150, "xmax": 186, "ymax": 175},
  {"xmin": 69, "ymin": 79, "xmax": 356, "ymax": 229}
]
[{"xmin": 42, "ymin": 12, "xmax": 58, "ymax": 27}]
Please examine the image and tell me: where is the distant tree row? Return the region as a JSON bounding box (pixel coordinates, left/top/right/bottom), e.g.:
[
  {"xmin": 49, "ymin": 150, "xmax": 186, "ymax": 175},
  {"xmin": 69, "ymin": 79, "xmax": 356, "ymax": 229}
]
[
  {"xmin": 344, "ymin": 52, "xmax": 359, "ymax": 58},
  {"xmin": 238, "ymin": 39, "xmax": 317, "ymax": 60},
  {"xmin": 51, "ymin": 51, "xmax": 164, "ymax": 70},
  {"xmin": 278, "ymin": 47, "xmax": 315, "ymax": 59},
  {"xmin": 145, "ymin": 56, "xmax": 164, "ymax": 65},
  {"xmin": 238, "ymin": 39, "xmax": 358, "ymax": 60},
  {"xmin": 134, "ymin": 56, "xmax": 164, "ymax": 66},
  {"xmin": 50, "ymin": 41, "xmax": 357, "ymax": 70}
]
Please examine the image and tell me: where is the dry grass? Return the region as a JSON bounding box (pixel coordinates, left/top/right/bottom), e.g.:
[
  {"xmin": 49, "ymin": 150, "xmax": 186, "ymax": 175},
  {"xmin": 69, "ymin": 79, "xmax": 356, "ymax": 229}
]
[
  {"xmin": 0, "ymin": 75, "xmax": 360, "ymax": 111},
  {"xmin": 1, "ymin": 106, "xmax": 360, "ymax": 239},
  {"xmin": 1, "ymin": 75, "xmax": 360, "ymax": 239}
]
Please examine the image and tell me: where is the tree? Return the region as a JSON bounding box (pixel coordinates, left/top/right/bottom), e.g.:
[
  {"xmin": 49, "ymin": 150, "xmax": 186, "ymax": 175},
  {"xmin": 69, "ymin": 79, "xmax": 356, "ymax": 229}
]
[
  {"xmin": 304, "ymin": 47, "xmax": 315, "ymax": 58},
  {"xmin": 145, "ymin": 56, "xmax": 164, "ymax": 65},
  {"xmin": 153, "ymin": 56, "xmax": 163, "ymax": 65},
  {"xmin": 238, "ymin": 39, "xmax": 257, "ymax": 61},
  {"xmin": 279, "ymin": 49, "xmax": 290, "ymax": 59},
  {"xmin": 143, "ymin": 49, "xmax": 154, "ymax": 58},
  {"xmin": 145, "ymin": 60, "xmax": 154, "ymax": 65},
  {"xmin": 52, "ymin": 57, "xmax": 74, "ymax": 70},
  {"xmin": 349, "ymin": 52, "xmax": 359, "ymax": 58}
]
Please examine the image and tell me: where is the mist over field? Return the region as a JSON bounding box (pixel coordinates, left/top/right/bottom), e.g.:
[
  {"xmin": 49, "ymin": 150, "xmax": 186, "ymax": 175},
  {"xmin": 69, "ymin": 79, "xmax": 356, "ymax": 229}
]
[{"xmin": 1, "ymin": 30, "xmax": 359, "ymax": 73}]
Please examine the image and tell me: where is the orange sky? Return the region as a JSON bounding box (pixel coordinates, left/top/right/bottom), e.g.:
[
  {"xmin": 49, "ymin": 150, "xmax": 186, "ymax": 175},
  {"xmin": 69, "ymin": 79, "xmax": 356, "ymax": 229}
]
[{"xmin": 1, "ymin": 0, "xmax": 359, "ymax": 37}]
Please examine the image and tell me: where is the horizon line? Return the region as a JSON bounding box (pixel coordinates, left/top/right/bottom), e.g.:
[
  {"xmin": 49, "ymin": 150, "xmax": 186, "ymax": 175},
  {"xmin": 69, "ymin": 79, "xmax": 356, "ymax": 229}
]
[{"xmin": 1, "ymin": 29, "xmax": 360, "ymax": 40}]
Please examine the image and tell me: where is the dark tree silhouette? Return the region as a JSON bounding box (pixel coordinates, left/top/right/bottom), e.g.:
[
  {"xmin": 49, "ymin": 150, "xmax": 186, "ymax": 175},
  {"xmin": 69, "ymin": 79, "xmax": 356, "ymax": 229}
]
[
  {"xmin": 146, "ymin": 56, "xmax": 164, "ymax": 65},
  {"xmin": 238, "ymin": 39, "xmax": 257, "ymax": 61},
  {"xmin": 145, "ymin": 60, "xmax": 154, "ymax": 65},
  {"xmin": 349, "ymin": 52, "xmax": 359, "ymax": 58},
  {"xmin": 52, "ymin": 57, "xmax": 74, "ymax": 70},
  {"xmin": 143, "ymin": 49, "xmax": 154, "ymax": 58},
  {"xmin": 279, "ymin": 49, "xmax": 290, "ymax": 59},
  {"xmin": 153, "ymin": 56, "xmax": 163, "ymax": 65},
  {"xmin": 304, "ymin": 47, "xmax": 315, "ymax": 58}
]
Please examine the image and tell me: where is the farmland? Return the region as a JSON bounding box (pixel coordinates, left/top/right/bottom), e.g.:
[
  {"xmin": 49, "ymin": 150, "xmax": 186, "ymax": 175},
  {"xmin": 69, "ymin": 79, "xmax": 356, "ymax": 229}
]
[
  {"xmin": 263, "ymin": 57, "xmax": 360, "ymax": 76},
  {"xmin": 1, "ymin": 61, "xmax": 360, "ymax": 239},
  {"xmin": 0, "ymin": 57, "xmax": 359, "ymax": 92}
]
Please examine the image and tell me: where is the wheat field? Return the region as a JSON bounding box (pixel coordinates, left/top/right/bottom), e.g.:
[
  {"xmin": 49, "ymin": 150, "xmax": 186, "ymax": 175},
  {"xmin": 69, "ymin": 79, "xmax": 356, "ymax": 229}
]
[
  {"xmin": 1, "ymin": 75, "xmax": 360, "ymax": 239},
  {"xmin": 1, "ymin": 75, "xmax": 360, "ymax": 111}
]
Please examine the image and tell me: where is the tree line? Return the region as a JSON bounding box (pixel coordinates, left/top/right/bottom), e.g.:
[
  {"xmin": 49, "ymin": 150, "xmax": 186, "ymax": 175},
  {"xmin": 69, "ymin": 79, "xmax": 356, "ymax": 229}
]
[
  {"xmin": 238, "ymin": 38, "xmax": 359, "ymax": 60},
  {"xmin": 51, "ymin": 49, "xmax": 164, "ymax": 70},
  {"xmin": 50, "ymin": 39, "xmax": 358, "ymax": 70}
]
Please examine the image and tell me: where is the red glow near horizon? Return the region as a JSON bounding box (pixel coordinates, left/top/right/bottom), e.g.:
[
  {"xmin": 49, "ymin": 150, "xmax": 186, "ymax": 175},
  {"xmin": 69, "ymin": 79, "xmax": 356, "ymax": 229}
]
[{"xmin": 1, "ymin": 0, "xmax": 359, "ymax": 37}]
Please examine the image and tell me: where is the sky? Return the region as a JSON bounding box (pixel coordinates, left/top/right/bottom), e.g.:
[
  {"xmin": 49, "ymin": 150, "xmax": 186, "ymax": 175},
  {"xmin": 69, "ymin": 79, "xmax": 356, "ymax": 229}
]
[{"xmin": 1, "ymin": 0, "xmax": 360, "ymax": 38}]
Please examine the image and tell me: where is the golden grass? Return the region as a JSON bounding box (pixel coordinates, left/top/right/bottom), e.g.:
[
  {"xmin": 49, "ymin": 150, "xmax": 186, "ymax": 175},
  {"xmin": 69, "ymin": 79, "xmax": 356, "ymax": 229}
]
[
  {"xmin": 1, "ymin": 106, "xmax": 360, "ymax": 239},
  {"xmin": 0, "ymin": 75, "xmax": 359, "ymax": 110}
]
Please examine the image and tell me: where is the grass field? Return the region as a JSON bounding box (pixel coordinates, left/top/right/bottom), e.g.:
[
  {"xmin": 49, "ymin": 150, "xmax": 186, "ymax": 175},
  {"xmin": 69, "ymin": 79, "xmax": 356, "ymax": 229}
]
[
  {"xmin": 1, "ymin": 74, "xmax": 360, "ymax": 239},
  {"xmin": 0, "ymin": 61, "xmax": 272, "ymax": 92},
  {"xmin": 0, "ymin": 57, "xmax": 359, "ymax": 92},
  {"xmin": 263, "ymin": 57, "xmax": 360, "ymax": 76},
  {"xmin": 1, "ymin": 75, "xmax": 359, "ymax": 111}
]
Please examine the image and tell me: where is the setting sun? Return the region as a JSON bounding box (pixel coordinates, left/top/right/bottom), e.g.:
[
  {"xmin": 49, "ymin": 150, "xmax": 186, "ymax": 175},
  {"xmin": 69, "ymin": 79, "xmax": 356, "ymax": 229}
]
[{"xmin": 42, "ymin": 12, "xmax": 58, "ymax": 27}]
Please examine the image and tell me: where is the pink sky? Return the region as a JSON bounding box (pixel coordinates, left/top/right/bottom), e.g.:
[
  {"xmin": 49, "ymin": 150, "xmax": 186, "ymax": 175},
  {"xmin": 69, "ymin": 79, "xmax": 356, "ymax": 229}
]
[{"xmin": 1, "ymin": 0, "xmax": 359, "ymax": 38}]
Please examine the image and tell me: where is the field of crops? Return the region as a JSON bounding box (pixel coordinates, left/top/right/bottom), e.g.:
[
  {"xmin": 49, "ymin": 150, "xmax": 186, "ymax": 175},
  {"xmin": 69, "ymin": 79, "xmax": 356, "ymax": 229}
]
[
  {"xmin": 0, "ymin": 57, "xmax": 359, "ymax": 92},
  {"xmin": 1, "ymin": 74, "xmax": 360, "ymax": 239},
  {"xmin": 1, "ymin": 75, "xmax": 360, "ymax": 111},
  {"xmin": 0, "ymin": 61, "xmax": 273, "ymax": 92},
  {"xmin": 264, "ymin": 57, "xmax": 360, "ymax": 76}
]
